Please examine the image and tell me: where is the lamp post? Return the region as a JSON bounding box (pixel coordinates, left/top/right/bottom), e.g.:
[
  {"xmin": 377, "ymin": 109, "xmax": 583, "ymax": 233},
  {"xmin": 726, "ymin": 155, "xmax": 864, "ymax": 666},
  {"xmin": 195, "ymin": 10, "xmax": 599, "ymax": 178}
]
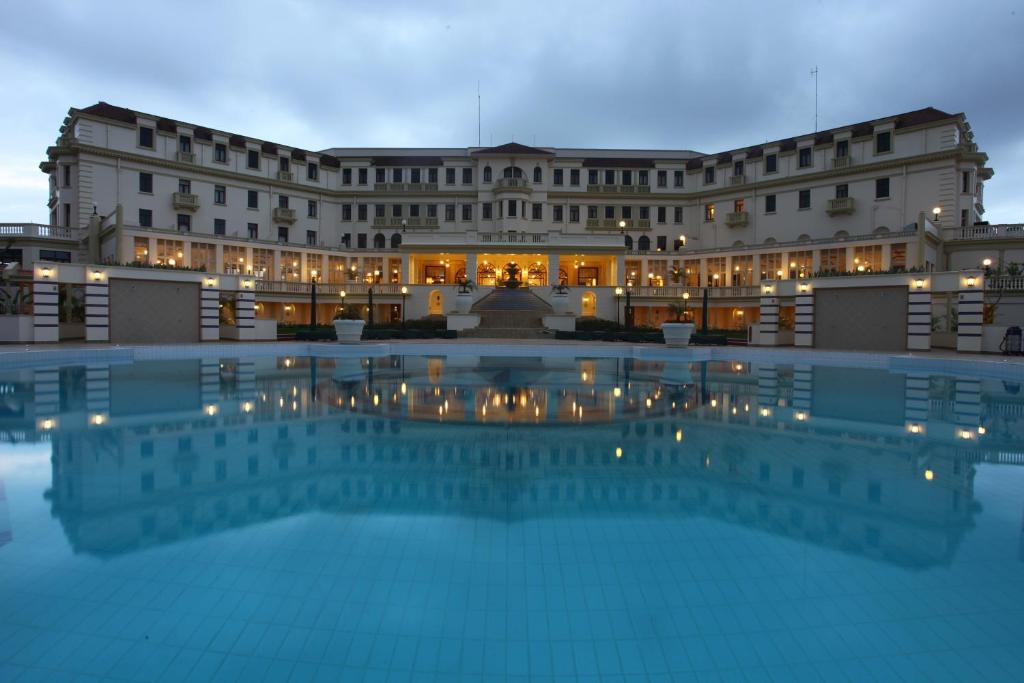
[
  {"xmin": 339, "ymin": 290, "xmax": 346, "ymax": 318},
  {"xmin": 309, "ymin": 269, "xmax": 319, "ymax": 329},
  {"xmin": 682, "ymin": 291, "xmax": 690, "ymax": 322},
  {"xmin": 401, "ymin": 218, "xmax": 407, "ymax": 233},
  {"xmin": 932, "ymin": 206, "xmax": 942, "ymax": 224},
  {"xmin": 401, "ymin": 285, "xmax": 408, "ymax": 324},
  {"xmin": 618, "ymin": 219, "xmax": 626, "ymax": 234},
  {"xmin": 614, "ymin": 286, "xmax": 623, "ymax": 325},
  {"xmin": 625, "ymin": 284, "xmax": 633, "ymax": 329},
  {"xmin": 368, "ymin": 268, "xmax": 380, "ymax": 326}
]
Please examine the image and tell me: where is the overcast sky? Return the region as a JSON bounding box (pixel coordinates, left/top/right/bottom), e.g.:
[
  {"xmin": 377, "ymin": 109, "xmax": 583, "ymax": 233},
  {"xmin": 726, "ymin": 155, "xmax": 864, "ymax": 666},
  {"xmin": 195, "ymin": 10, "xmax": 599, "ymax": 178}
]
[{"xmin": 1, "ymin": 0, "xmax": 1022, "ymax": 223}]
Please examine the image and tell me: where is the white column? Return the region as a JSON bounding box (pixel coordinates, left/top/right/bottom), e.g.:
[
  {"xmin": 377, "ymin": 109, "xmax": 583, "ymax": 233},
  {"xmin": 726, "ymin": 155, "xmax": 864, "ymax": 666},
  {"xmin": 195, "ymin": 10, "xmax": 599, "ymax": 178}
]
[
  {"xmin": 615, "ymin": 254, "xmax": 625, "ymax": 285},
  {"xmin": 85, "ymin": 272, "xmax": 109, "ymax": 343},
  {"xmin": 85, "ymin": 364, "xmax": 111, "ymax": 420},
  {"xmin": 904, "ymin": 373, "xmax": 930, "ymax": 426},
  {"xmin": 467, "ymin": 253, "xmax": 479, "ymax": 284},
  {"xmin": 907, "ymin": 284, "xmax": 931, "ymax": 351},
  {"xmin": 236, "ymin": 281, "xmax": 256, "ymax": 341},
  {"xmin": 956, "ymin": 274, "xmax": 983, "ymax": 353},
  {"xmin": 794, "ymin": 286, "xmax": 813, "ymax": 347},
  {"xmin": 758, "ymin": 288, "xmax": 779, "ymax": 346},
  {"xmin": 200, "ymin": 279, "xmax": 220, "ymax": 342},
  {"xmin": 401, "ymin": 253, "xmax": 411, "ymax": 284},
  {"xmin": 32, "ymin": 268, "xmax": 59, "ymax": 343},
  {"xmin": 548, "ymin": 253, "xmax": 560, "ymax": 286}
]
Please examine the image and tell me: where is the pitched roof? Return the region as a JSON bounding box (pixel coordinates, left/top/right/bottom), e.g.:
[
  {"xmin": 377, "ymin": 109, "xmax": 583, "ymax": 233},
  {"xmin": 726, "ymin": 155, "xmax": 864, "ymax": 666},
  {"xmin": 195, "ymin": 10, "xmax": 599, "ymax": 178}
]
[
  {"xmin": 471, "ymin": 142, "xmax": 553, "ymax": 156},
  {"xmin": 78, "ymin": 102, "xmax": 136, "ymax": 124}
]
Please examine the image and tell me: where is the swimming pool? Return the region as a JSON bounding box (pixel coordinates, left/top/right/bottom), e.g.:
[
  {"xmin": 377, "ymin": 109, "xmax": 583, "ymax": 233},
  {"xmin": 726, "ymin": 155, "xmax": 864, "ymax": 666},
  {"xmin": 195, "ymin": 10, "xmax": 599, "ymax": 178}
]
[{"xmin": 0, "ymin": 349, "xmax": 1022, "ymax": 681}]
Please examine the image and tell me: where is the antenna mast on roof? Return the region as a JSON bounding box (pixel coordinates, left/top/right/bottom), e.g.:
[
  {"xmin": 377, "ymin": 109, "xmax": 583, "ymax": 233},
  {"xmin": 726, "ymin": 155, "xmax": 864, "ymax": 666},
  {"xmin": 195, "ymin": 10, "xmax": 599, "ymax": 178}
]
[
  {"xmin": 810, "ymin": 66, "xmax": 819, "ymax": 132},
  {"xmin": 477, "ymin": 81, "xmax": 481, "ymax": 147}
]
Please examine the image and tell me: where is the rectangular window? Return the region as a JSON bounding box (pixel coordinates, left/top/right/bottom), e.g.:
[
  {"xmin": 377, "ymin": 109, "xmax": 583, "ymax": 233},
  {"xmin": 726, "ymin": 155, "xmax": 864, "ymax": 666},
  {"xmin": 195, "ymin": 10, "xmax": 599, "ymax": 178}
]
[
  {"xmin": 819, "ymin": 248, "xmax": 845, "ymax": 273},
  {"xmin": 798, "ymin": 189, "xmax": 811, "ymax": 209},
  {"xmin": 445, "ymin": 204, "xmax": 456, "ymax": 221},
  {"xmin": 674, "ymin": 170, "xmax": 684, "ymax": 187},
  {"xmin": 621, "ymin": 206, "xmax": 632, "ymax": 219},
  {"xmin": 703, "ymin": 167, "xmax": 715, "ymax": 185},
  {"xmin": 733, "ymin": 161, "xmax": 744, "ymax": 177},
  {"xmin": 604, "ymin": 169, "xmax": 615, "ymax": 185},
  {"xmin": 462, "ymin": 204, "xmax": 472, "ymax": 221},
  {"xmin": 657, "ymin": 206, "xmax": 666, "ymax": 223},
  {"xmin": 279, "ymin": 195, "xmax": 289, "ymax": 209},
  {"xmin": 445, "ymin": 168, "xmax": 455, "ymax": 185},
  {"xmin": 532, "ymin": 203, "xmax": 542, "ymax": 220},
  {"xmin": 392, "ymin": 168, "xmax": 403, "ymax": 183},
  {"xmin": 553, "ymin": 168, "xmax": 563, "ymax": 185},
  {"xmin": 589, "ymin": 170, "xmax": 599, "ymax": 185},
  {"xmin": 765, "ymin": 154, "xmax": 777, "ymax": 173},
  {"xmin": 63, "ymin": 203, "xmax": 71, "ymax": 227},
  {"xmin": 765, "ymin": 194, "xmax": 776, "ymax": 213},
  {"xmin": 427, "ymin": 204, "xmax": 437, "ymax": 218},
  {"xmin": 358, "ymin": 168, "xmax": 367, "ymax": 185},
  {"xmin": 139, "ymin": 126, "xmax": 154, "ymax": 148},
  {"xmin": 961, "ymin": 209, "xmax": 968, "ymax": 228},
  {"xmin": 247, "ymin": 150, "xmax": 259, "ymax": 169},
  {"xmin": 673, "ymin": 207, "xmax": 683, "ymax": 223},
  {"xmin": 357, "ymin": 233, "xmax": 367, "ymax": 248},
  {"xmin": 358, "ymin": 204, "xmax": 367, "ymax": 221},
  {"xmin": 639, "ymin": 206, "xmax": 649, "ymax": 220},
  {"xmin": 376, "ymin": 168, "xmax": 386, "ymax": 183},
  {"xmin": 375, "ymin": 204, "xmax": 385, "ymax": 218},
  {"xmin": 570, "ymin": 169, "xmax": 580, "ymax": 186},
  {"xmin": 571, "ymin": 205, "xmax": 582, "ymax": 223},
  {"xmin": 836, "ymin": 140, "xmax": 849, "ymax": 158},
  {"xmin": 410, "ymin": 204, "xmax": 420, "ymax": 218},
  {"xmin": 214, "ymin": 143, "xmax": 227, "ymax": 162},
  {"xmin": 342, "ymin": 205, "xmax": 352, "ymax": 221},
  {"xmin": 278, "ymin": 226, "xmax": 289, "ymax": 242},
  {"xmin": 798, "ymin": 148, "xmax": 812, "ymax": 168},
  {"xmin": 462, "ymin": 168, "xmax": 472, "ymax": 184},
  {"xmin": 553, "ymin": 205, "xmax": 563, "ymax": 222},
  {"xmin": 962, "ymin": 171, "xmax": 971, "ymax": 193},
  {"xmin": 280, "ymin": 157, "xmax": 290, "ymax": 172},
  {"xmin": 835, "ymin": 184, "xmax": 849, "ymax": 199},
  {"xmin": 410, "ymin": 168, "xmax": 421, "ymax": 183},
  {"xmin": 139, "ymin": 172, "xmax": 153, "ymax": 193},
  {"xmin": 248, "ymin": 222, "xmax": 258, "ymax": 239},
  {"xmin": 507, "ymin": 201, "xmax": 517, "ymax": 218},
  {"xmin": 177, "ymin": 214, "xmax": 191, "ymax": 232},
  {"xmin": 306, "ymin": 230, "xmax": 317, "ymax": 246},
  {"xmin": 587, "ymin": 205, "xmax": 598, "ymax": 219},
  {"xmin": 638, "ymin": 170, "xmax": 648, "ymax": 186},
  {"xmin": 657, "ymin": 235, "xmax": 667, "ymax": 251},
  {"xmin": 138, "ymin": 208, "xmax": 152, "ymax": 227},
  {"xmin": 62, "ymin": 164, "xmax": 71, "ymax": 187},
  {"xmin": 890, "ymin": 243, "xmax": 907, "ymax": 270},
  {"xmin": 391, "ymin": 204, "xmax": 402, "ymax": 217},
  {"xmin": 875, "ymin": 131, "xmax": 892, "ymax": 154},
  {"xmin": 428, "ymin": 167, "xmax": 438, "ymax": 183},
  {"xmin": 307, "ymin": 200, "xmax": 317, "ymax": 218},
  {"xmin": 178, "ymin": 179, "xmax": 191, "ymax": 194},
  {"xmin": 704, "ymin": 204, "xmax": 715, "ymax": 222},
  {"xmin": 604, "ymin": 205, "xmax": 614, "ymax": 219},
  {"xmin": 875, "ymin": 178, "xmax": 890, "ymax": 199},
  {"xmin": 247, "ymin": 190, "xmax": 258, "ymax": 209},
  {"xmin": 622, "ymin": 170, "xmax": 632, "ymax": 186},
  {"xmin": 214, "ymin": 218, "xmax": 226, "ymax": 235},
  {"xmin": 734, "ymin": 199, "xmax": 744, "ymax": 213},
  {"xmin": 342, "ymin": 168, "xmax": 352, "ymax": 185},
  {"xmin": 483, "ymin": 203, "xmax": 492, "ymax": 220},
  {"xmin": 657, "ymin": 170, "xmax": 667, "ymax": 187},
  {"xmin": 214, "ymin": 185, "xmax": 226, "ymax": 205},
  {"xmin": 178, "ymin": 135, "xmax": 191, "ymax": 153}
]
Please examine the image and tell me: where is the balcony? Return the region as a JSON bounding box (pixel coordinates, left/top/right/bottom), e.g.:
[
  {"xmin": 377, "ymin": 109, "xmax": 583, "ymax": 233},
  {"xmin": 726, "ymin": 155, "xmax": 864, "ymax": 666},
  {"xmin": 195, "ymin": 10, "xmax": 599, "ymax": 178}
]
[
  {"xmin": 832, "ymin": 156, "xmax": 853, "ymax": 170},
  {"xmin": 724, "ymin": 211, "xmax": 749, "ymax": 227},
  {"xmin": 493, "ymin": 177, "xmax": 531, "ymax": 192},
  {"xmin": 276, "ymin": 170, "xmax": 294, "ymax": 182},
  {"xmin": 371, "ymin": 216, "xmax": 439, "ymax": 229},
  {"xmin": 175, "ymin": 151, "xmax": 196, "ymax": 164},
  {"xmin": 272, "ymin": 207, "xmax": 297, "ymax": 223},
  {"xmin": 729, "ymin": 175, "xmax": 746, "ymax": 186},
  {"xmin": 585, "ymin": 218, "xmax": 631, "ymax": 230},
  {"xmin": 586, "ymin": 184, "xmax": 651, "ymax": 194},
  {"xmin": 479, "ymin": 231, "xmax": 548, "ymax": 245},
  {"xmin": 172, "ymin": 192, "xmax": 199, "ymax": 211},
  {"xmin": 826, "ymin": 197, "xmax": 855, "ymax": 216},
  {"xmin": 951, "ymin": 224, "xmax": 1024, "ymax": 241},
  {"xmin": 0, "ymin": 223, "xmax": 83, "ymax": 241},
  {"xmin": 372, "ymin": 182, "xmax": 439, "ymax": 193}
]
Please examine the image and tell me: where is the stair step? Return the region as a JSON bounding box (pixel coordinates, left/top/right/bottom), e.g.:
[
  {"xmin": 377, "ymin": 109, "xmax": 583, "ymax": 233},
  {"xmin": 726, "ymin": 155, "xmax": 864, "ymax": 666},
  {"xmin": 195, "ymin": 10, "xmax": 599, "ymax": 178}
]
[
  {"xmin": 471, "ymin": 289, "xmax": 553, "ymax": 313},
  {"xmin": 459, "ymin": 327, "xmax": 553, "ymax": 339}
]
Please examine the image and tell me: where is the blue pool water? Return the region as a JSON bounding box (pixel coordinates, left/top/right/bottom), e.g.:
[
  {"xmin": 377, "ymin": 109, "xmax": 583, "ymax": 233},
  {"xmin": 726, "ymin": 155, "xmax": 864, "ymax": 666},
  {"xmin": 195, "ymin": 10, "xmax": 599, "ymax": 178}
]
[{"xmin": 0, "ymin": 353, "xmax": 1022, "ymax": 682}]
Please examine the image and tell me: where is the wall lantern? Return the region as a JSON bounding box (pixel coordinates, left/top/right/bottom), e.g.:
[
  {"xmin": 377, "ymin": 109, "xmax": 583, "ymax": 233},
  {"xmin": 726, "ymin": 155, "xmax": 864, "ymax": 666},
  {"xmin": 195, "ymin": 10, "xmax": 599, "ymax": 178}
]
[
  {"xmin": 965, "ymin": 276, "xmax": 977, "ymax": 288},
  {"xmin": 241, "ymin": 279, "xmax": 254, "ymax": 289},
  {"xmin": 798, "ymin": 283, "xmax": 809, "ymax": 293},
  {"xmin": 913, "ymin": 278, "xmax": 925, "ymax": 289},
  {"xmin": 763, "ymin": 285, "xmax": 773, "ymax": 294},
  {"xmin": 91, "ymin": 270, "xmax": 105, "ymax": 282},
  {"xmin": 40, "ymin": 267, "xmax": 52, "ymax": 279},
  {"xmin": 205, "ymin": 277, "xmax": 217, "ymax": 287}
]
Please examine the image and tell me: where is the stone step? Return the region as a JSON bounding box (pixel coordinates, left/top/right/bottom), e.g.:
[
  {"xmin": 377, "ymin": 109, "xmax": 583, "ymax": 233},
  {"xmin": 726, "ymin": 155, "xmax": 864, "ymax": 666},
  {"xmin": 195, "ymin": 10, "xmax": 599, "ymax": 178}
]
[
  {"xmin": 477, "ymin": 310, "xmax": 545, "ymax": 329},
  {"xmin": 458, "ymin": 327, "xmax": 553, "ymax": 339},
  {"xmin": 471, "ymin": 288, "xmax": 553, "ymax": 313}
]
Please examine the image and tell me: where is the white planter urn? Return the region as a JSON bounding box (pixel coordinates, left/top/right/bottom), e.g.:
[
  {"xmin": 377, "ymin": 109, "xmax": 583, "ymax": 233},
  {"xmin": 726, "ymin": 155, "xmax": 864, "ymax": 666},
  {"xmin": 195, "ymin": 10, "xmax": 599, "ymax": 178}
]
[
  {"xmin": 333, "ymin": 319, "xmax": 365, "ymax": 343},
  {"xmin": 551, "ymin": 292, "xmax": 570, "ymax": 314},
  {"xmin": 662, "ymin": 322, "xmax": 696, "ymax": 348},
  {"xmin": 455, "ymin": 291, "xmax": 474, "ymax": 314}
]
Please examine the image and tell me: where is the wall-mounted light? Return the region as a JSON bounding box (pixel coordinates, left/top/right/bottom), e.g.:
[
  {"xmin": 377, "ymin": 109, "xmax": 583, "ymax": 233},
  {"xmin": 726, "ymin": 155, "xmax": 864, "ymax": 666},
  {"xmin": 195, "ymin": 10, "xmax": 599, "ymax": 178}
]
[
  {"xmin": 907, "ymin": 423, "xmax": 923, "ymax": 434},
  {"xmin": 91, "ymin": 270, "xmax": 105, "ymax": 282},
  {"xmin": 241, "ymin": 279, "xmax": 254, "ymax": 289},
  {"xmin": 759, "ymin": 407, "xmax": 772, "ymax": 418},
  {"xmin": 241, "ymin": 401, "xmax": 253, "ymax": 413},
  {"xmin": 798, "ymin": 283, "xmax": 809, "ymax": 293},
  {"xmin": 982, "ymin": 258, "xmax": 992, "ymax": 267},
  {"xmin": 90, "ymin": 413, "xmax": 107, "ymax": 426},
  {"xmin": 205, "ymin": 277, "xmax": 217, "ymax": 287},
  {"xmin": 39, "ymin": 418, "xmax": 56, "ymax": 430},
  {"xmin": 204, "ymin": 404, "xmax": 219, "ymax": 416},
  {"xmin": 965, "ymin": 276, "xmax": 977, "ymax": 287},
  {"xmin": 794, "ymin": 411, "xmax": 808, "ymax": 422},
  {"xmin": 40, "ymin": 267, "xmax": 52, "ymax": 279},
  {"xmin": 913, "ymin": 278, "xmax": 925, "ymax": 289},
  {"xmin": 923, "ymin": 469, "xmax": 934, "ymax": 481},
  {"xmin": 763, "ymin": 285, "xmax": 773, "ymax": 294},
  {"xmin": 400, "ymin": 285, "xmax": 408, "ymax": 295},
  {"xmin": 932, "ymin": 206, "xmax": 942, "ymax": 221}
]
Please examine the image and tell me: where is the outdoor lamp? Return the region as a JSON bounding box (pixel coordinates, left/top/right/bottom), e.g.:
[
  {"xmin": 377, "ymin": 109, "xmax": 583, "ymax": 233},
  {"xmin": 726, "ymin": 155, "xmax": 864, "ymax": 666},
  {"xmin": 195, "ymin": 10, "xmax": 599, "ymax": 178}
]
[
  {"xmin": 913, "ymin": 278, "xmax": 925, "ymax": 289},
  {"xmin": 965, "ymin": 276, "xmax": 977, "ymax": 287},
  {"xmin": 682, "ymin": 292, "xmax": 690, "ymax": 300},
  {"xmin": 615, "ymin": 286, "xmax": 623, "ymax": 296},
  {"xmin": 982, "ymin": 258, "xmax": 992, "ymax": 267},
  {"xmin": 799, "ymin": 283, "xmax": 809, "ymax": 293},
  {"xmin": 40, "ymin": 267, "xmax": 52, "ymax": 278},
  {"xmin": 91, "ymin": 270, "xmax": 104, "ymax": 281},
  {"xmin": 618, "ymin": 220, "xmax": 626, "ymax": 231},
  {"xmin": 932, "ymin": 206, "xmax": 942, "ymax": 220}
]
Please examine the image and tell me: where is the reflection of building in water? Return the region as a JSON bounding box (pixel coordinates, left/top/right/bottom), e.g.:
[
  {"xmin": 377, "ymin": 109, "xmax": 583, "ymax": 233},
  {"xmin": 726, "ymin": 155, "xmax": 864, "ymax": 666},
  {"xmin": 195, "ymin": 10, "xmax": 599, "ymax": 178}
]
[
  {"xmin": 8, "ymin": 353, "xmax": 1021, "ymax": 565},
  {"xmin": 0, "ymin": 481, "xmax": 11, "ymax": 549}
]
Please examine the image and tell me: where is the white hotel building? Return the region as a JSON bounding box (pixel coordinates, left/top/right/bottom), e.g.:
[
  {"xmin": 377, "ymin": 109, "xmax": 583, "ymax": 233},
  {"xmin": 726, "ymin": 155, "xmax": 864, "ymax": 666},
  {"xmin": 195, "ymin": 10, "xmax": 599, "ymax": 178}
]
[{"xmin": 14, "ymin": 101, "xmax": 1020, "ymax": 342}]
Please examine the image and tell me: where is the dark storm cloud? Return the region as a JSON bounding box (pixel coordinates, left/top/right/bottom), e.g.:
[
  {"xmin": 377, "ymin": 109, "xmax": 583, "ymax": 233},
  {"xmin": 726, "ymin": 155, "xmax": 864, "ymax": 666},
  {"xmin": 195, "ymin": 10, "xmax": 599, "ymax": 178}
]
[{"xmin": 1, "ymin": 0, "xmax": 1021, "ymax": 221}]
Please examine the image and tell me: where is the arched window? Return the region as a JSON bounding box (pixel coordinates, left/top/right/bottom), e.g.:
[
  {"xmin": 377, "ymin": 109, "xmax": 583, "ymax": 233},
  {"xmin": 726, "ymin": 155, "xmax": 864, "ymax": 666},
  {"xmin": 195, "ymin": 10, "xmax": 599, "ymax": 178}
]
[
  {"xmin": 373, "ymin": 233, "xmax": 385, "ymax": 249},
  {"xmin": 833, "ymin": 230, "xmax": 849, "ymax": 238},
  {"xmin": 873, "ymin": 226, "xmax": 890, "ymax": 235},
  {"xmin": 624, "ymin": 235, "xmax": 634, "ymax": 249},
  {"xmin": 638, "ymin": 235, "xmax": 651, "ymax": 251},
  {"xmin": 558, "ymin": 268, "xmax": 568, "ymax": 286},
  {"xmin": 483, "ymin": 166, "xmax": 492, "ymax": 182},
  {"xmin": 503, "ymin": 166, "xmax": 523, "ymax": 178},
  {"xmin": 533, "ymin": 166, "xmax": 542, "ymax": 183},
  {"xmin": 477, "ymin": 262, "xmax": 496, "ymax": 286},
  {"xmin": 390, "ymin": 233, "xmax": 402, "ymax": 249},
  {"xmin": 526, "ymin": 263, "xmax": 547, "ymax": 287}
]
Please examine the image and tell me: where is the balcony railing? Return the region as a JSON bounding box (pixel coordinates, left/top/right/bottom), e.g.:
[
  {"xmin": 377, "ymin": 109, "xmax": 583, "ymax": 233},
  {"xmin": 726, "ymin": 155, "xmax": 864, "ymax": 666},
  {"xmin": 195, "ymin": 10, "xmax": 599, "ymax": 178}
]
[
  {"xmin": 172, "ymin": 192, "xmax": 199, "ymax": 210},
  {"xmin": 725, "ymin": 211, "xmax": 749, "ymax": 227},
  {"xmin": 255, "ymin": 280, "xmax": 405, "ymax": 296},
  {"xmin": 276, "ymin": 170, "xmax": 294, "ymax": 182},
  {"xmin": 986, "ymin": 277, "xmax": 1024, "ymax": 292},
  {"xmin": 729, "ymin": 175, "xmax": 746, "ymax": 186},
  {"xmin": 175, "ymin": 151, "xmax": 196, "ymax": 164},
  {"xmin": 826, "ymin": 197, "xmax": 855, "ymax": 216},
  {"xmin": 952, "ymin": 224, "xmax": 1024, "ymax": 241},
  {"xmin": 586, "ymin": 184, "xmax": 651, "ymax": 194},
  {"xmin": 371, "ymin": 217, "xmax": 440, "ymax": 229},
  {"xmin": 626, "ymin": 285, "xmax": 760, "ymax": 299},
  {"xmin": 479, "ymin": 231, "xmax": 547, "ymax": 244},
  {"xmin": 272, "ymin": 207, "xmax": 297, "ymax": 223},
  {"xmin": 0, "ymin": 223, "xmax": 82, "ymax": 241},
  {"xmin": 493, "ymin": 177, "xmax": 531, "ymax": 191},
  {"xmin": 832, "ymin": 156, "xmax": 853, "ymax": 170},
  {"xmin": 372, "ymin": 182, "xmax": 439, "ymax": 193}
]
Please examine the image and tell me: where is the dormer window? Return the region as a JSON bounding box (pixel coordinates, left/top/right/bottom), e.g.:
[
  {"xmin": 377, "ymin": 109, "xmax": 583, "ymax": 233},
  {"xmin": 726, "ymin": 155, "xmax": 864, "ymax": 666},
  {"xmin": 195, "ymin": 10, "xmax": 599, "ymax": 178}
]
[
  {"xmin": 279, "ymin": 157, "xmax": 290, "ymax": 172},
  {"xmin": 138, "ymin": 126, "xmax": 154, "ymax": 149},
  {"xmin": 835, "ymin": 140, "xmax": 849, "ymax": 158},
  {"xmin": 733, "ymin": 160, "xmax": 744, "ymax": 177},
  {"xmin": 798, "ymin": 148, "xmax": 812, "ymax": 168},
  {"xmin": 178, "ymin": 135, "xmax": 191, "ymax": 153},
  {"xmin": 875, "ymin": 131, "xmax": 892, "ymax": 154},
  {"xmin": 307, "ymin": 162, "xmax": 318, "ymax": 181},
  {"xmin": 703, "ymin": 167, "xmax": 715, "ymax": 185}
]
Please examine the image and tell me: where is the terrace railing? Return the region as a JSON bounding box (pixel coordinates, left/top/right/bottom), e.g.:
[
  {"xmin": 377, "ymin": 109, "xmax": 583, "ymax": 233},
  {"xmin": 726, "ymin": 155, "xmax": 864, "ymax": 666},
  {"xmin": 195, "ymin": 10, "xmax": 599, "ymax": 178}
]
[{"xmin": 0, "ymin": 223, "xmax": 82, "ymax": 241}]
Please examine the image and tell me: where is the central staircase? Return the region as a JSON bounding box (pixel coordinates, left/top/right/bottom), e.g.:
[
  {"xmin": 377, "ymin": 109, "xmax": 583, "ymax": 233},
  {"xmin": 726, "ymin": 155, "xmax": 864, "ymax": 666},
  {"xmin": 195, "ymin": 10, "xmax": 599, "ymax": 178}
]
[{"xmin": 460, "ymin": 288, "xmax": 553, "ymax": 339}]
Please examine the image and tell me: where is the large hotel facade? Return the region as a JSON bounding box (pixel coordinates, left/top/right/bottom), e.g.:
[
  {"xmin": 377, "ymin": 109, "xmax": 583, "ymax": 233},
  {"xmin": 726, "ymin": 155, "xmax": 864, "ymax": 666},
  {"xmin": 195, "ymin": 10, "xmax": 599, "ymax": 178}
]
[{"xmin": 15, "ymin": 101, "xmax": 1018, "ymax": 341}]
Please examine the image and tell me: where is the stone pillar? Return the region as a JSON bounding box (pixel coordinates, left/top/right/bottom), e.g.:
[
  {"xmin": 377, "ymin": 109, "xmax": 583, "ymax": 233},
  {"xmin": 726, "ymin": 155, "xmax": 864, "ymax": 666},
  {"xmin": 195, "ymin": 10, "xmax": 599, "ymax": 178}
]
[
  {"xmin": 615, "ymin": 254, "xmax": 625, "ymax": 285},
  {"xmin": 238, "ymin": 360, "xmax": 257, "ymax": 401},
  {"xmin": 200, "ymin": 279, "xmax": 220, "ymax": 342},
  {"xmin": 699, "ymin": 259, "xmax": 708, "ymax": 288},
  {"xmin": 236, "ymin": 281, "xmax": 256, "ymax": 341},
  {"xmin": 956, "ymin": 275, "xmax": 983, "ymax": 353},
  {"xmin": 85, "ymin": 271, "xmax": 109, "ymax": 343},
  {"xmin": 758, "ymin": 287, "xmax": 779, "ymax": 346},
  {"xmin": 907, "ymin": 282, "xmax": 931, "ymax": 351},
  {"xmin": 467, "ymin": 253, "xmax": 479, "ymax": 284},
  {"xmin": 214, "ymin": 243, "xmax": 224, "ymax": 276},
  {"xmin": 811, "ymin": 249, "xmax": 821, "ymax": 275},
  {"xmin": 401, "ymin": 253, "xmax": 411, "ymax": 284},
  {"xmin": 547, "ymin": 253, "xmax": 559, "ymax": 286},
  {"xmin": 794, "ymin": 286, "xmax": 813, "ymax": 347},
  {"xmin": 272, "ymin": 249, "xmax": 281, "ymax": 281},
  {"xmin": 32, "ymin": 267, "xmax": 59, "ymax": 343}
]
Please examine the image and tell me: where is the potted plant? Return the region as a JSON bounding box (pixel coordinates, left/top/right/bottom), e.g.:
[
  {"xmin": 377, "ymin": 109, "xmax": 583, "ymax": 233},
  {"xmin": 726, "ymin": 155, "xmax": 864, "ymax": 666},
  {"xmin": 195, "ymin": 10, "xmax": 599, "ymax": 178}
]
[
  {"xmin": 456, "ymin": 278, "xmax": 476, "ymax": 313},
  {"xmin": 332, "ymin": 306, "xmax": 365, "ymax": 343},
  {"xmin": 550, "ymin": 282, "xmax": 570, "ymax": 314},
  {"xmin": 662, "ymin": 300, "xmax": 695, "ymax": 348},
  {"xmin": 669, "ymin": 266, "xmax": 682, "ymax": 284}
]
